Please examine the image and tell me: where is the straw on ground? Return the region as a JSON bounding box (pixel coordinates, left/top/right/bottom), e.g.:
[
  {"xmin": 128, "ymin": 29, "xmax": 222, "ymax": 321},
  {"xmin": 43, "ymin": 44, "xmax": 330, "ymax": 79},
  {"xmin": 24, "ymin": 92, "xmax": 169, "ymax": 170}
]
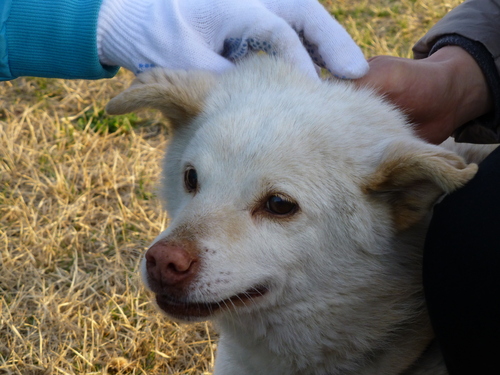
[{"xmin": 0, "ymin": 1, "xmax": 460, "ymax": 374}]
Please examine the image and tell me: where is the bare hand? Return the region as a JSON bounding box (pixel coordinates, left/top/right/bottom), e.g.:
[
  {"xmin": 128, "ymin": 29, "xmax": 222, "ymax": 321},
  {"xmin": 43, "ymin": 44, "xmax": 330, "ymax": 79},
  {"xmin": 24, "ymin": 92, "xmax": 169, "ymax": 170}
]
[{"xmin": 355, "ymin": 46, "xmax": 492, "ymax": 144}]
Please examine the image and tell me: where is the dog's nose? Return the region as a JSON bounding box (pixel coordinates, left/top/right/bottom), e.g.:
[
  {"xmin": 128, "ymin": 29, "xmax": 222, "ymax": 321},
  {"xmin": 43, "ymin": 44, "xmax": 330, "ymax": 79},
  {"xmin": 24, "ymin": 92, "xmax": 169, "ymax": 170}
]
[{"xmin": 145, "ymin": 240, "xmax": 199, "ymax": 291}]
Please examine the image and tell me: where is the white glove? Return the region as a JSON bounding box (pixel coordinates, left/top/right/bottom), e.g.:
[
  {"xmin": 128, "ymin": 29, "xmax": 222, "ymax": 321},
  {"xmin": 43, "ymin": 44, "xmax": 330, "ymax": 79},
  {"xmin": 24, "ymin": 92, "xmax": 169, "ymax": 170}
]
[{"xmin": 97, "ymin": 0, "xmax": 368, "ymax": 79}]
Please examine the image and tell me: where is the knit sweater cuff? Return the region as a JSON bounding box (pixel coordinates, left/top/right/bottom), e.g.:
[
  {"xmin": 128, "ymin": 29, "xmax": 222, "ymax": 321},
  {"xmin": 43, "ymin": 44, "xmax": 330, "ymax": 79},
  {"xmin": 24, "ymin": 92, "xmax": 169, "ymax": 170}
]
[{"xmin": 5, "ymin": 0, "xmax": 119, "ymax": 80}]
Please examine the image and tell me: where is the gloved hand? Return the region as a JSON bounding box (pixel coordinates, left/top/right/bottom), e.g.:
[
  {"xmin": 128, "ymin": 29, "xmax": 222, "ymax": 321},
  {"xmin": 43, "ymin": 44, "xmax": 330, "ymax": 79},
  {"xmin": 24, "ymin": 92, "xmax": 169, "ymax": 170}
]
[{"xmin": 97, "ymin": 0, "xmax": 368, "ymax": 79}]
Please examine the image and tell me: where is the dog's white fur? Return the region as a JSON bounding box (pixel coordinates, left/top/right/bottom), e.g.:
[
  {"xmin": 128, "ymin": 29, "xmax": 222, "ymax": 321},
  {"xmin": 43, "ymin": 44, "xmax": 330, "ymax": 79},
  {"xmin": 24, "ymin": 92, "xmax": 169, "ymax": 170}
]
[{"xmin": 107, "ymin": 56, "xmax": 496, "ymax": 375}]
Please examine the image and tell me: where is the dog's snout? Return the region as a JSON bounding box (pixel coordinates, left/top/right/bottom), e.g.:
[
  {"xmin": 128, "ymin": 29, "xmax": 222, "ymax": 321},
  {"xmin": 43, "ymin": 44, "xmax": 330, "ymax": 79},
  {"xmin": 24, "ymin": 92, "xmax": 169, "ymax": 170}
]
[{"xmin": 145, "ymin": 240, "xmax": 200, "ymax": 291}]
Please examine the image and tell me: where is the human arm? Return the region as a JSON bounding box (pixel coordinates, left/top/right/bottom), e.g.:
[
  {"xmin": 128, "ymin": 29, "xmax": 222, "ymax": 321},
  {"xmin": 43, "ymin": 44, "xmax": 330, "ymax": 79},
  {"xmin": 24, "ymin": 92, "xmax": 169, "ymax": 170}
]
[
  {"xmin": 0, "ymin": 0, "xmax": 118, "ymax": 81},
  {"xmin": 356, "ymin": 0, "xmax": 500, "ymax": 144},
  {"xmin": 356, "ymin": 46, "xmax": 493, "ymax": 144},
  {"xmin": 0, "ymin": 0, "xmax": 368, "ymax": 81}
]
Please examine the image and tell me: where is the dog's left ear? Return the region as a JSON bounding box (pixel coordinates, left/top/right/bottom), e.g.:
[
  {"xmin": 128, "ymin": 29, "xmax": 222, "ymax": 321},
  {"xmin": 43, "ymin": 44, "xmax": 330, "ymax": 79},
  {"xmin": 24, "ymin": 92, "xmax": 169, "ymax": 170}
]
[
  {"xmin": 106, "ymin": 68, "xmax": 217, "ymax": 129},
  {"xmin": 364, "ymin": 140, "xmax": 478, "ymax": 231}
]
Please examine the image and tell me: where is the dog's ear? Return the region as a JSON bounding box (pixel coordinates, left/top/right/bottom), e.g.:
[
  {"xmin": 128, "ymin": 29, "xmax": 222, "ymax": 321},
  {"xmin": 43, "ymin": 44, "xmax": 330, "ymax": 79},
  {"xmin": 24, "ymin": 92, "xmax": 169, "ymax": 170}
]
[
  {"xmin": 364, "ymin": 140, "xmax": 478, "ymax": 231},
  {"xmin": 106, "ymin": 69, "xmax": 217, "ymax": 128}
]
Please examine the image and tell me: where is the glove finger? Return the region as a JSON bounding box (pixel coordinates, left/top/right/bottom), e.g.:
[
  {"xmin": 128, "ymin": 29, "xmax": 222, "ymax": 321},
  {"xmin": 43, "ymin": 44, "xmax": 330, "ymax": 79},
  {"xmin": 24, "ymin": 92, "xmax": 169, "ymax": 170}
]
[
  {"xmin": 179, "ymin": 47, "xmax": 236, "ymax": 74},
  {"xmin": 222, "ymin": 15, "xmax": 319, "ymax": 78},
  {"xmin": 298, "ymin": 3, "xmax": 368, "ymax": 78}
]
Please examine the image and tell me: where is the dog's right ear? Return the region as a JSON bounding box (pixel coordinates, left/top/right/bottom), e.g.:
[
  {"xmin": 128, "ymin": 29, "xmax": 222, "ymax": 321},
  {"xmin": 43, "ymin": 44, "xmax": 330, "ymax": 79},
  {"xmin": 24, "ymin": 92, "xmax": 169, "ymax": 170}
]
[
  {"xmin": 106, "ymin": 69, "xmax": 217, "ymax": 129},
  {"xmin": 363, "ymin": 139, "xmax": 478, "ymax": 231}
]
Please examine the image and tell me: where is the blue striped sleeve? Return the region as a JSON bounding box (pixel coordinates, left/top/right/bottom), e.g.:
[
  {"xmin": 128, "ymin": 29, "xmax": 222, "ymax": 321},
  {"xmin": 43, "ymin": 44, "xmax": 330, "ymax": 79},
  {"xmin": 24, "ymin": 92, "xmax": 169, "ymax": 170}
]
[
  {"xmin": 0, "ymin": 0, "xmax": 12, "ymax": 79},
  {"xmin": 2, "ymin": 0, "xmax": 119, "ymax": 80}
]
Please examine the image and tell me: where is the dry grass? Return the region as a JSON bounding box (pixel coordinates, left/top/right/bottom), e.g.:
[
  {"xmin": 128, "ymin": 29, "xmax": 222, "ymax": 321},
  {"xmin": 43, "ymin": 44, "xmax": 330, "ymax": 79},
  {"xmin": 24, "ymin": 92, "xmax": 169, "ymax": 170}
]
[{"xmin": 0, "ymin": 1, "xmax": 462, "ymax": 374}]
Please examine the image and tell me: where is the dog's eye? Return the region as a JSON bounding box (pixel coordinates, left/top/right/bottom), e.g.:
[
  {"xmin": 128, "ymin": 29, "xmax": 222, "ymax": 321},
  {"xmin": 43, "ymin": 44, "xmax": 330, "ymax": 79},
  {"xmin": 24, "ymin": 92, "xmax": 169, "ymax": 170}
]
[
  {"xmin": 184, "ymin": 167, "xmax": 198, "ymax": 192},
  {"xmin": 266, "ymin": 195, "xmax": 297, "ymax": 216}
]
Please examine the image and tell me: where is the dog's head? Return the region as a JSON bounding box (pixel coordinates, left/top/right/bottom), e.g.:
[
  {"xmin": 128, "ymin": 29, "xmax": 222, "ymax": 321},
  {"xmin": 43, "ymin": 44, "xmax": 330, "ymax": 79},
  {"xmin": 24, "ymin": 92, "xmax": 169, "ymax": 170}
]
[{"xmin": 108, "ymin": 56, "xmax": 477, "ymax": 324}]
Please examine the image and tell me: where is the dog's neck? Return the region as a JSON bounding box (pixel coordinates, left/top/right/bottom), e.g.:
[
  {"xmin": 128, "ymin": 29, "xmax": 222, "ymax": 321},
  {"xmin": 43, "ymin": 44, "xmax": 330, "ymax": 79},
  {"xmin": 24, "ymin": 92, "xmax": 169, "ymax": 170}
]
[
  {"xmin": 216, "ymin": 303, "xmax": 434, "ymax": 374},
  {"xmin": 214, "ymin": 219, "xmax": 445, "ymax": 375}
]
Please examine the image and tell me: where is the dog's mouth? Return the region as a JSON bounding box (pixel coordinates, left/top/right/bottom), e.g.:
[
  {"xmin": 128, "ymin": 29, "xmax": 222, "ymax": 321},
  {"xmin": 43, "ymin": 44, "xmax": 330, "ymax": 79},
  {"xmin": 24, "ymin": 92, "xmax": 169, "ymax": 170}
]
[{"xmin": 155, "ymin": 285, "xmax": 269, "ymax": 320}]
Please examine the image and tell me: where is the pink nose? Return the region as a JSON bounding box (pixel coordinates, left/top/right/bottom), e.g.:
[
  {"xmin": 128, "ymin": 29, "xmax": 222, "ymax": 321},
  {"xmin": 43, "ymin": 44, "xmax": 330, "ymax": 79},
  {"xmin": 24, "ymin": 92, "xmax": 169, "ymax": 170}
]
[{"xmin": 145, "ymin": 240, "xmax": 199, "ymax": 293}]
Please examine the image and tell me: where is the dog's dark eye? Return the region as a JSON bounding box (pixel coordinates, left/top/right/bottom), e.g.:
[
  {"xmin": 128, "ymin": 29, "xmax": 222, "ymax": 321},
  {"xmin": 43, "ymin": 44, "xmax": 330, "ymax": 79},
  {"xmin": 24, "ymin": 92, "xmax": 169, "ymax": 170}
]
[
  {"xmin": 266, "ymin": 195, "xmax": 297, "ymax": 216},
  {"xmin": 184, "ymin": 167, "xmax": 198, "ymax": 192}
]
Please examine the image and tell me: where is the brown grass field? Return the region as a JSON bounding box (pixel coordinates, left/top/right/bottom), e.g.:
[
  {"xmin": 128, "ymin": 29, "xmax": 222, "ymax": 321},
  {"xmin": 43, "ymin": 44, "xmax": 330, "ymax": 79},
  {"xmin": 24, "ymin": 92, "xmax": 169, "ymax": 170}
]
[{"xmin": 0, "ymin": 1, "xmax": 462, "ymax": 374}]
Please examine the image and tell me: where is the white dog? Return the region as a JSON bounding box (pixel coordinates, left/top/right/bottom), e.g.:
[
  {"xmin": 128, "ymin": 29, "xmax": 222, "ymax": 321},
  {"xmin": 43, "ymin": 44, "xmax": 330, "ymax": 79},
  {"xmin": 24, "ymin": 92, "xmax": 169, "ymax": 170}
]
[{"xmin": 107, "ymin": 56, "xmax": 494, "ymax": 375}]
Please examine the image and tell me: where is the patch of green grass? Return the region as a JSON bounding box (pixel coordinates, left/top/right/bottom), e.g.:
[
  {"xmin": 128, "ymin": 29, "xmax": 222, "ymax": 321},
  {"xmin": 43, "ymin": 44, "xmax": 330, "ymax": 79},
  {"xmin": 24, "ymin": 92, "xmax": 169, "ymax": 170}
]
[
  {"xmin": 74, "ymin": 109, "xmax": 139, "ymax": 134},
  {"xmin": 136, "ymin": 175, "xmax": 155, "ymax": 201}
]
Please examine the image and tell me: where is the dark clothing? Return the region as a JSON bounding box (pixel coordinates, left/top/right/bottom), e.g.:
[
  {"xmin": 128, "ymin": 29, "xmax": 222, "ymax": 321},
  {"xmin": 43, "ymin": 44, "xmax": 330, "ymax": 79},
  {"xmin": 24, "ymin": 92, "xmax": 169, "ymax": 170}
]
[
  {"xmin": 424, "ymin": 146, "xmax": 500, "ymax": 374},
  {"xmin": 412, "ymin": 1, "xmax": 500, "ymax": 373}
]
